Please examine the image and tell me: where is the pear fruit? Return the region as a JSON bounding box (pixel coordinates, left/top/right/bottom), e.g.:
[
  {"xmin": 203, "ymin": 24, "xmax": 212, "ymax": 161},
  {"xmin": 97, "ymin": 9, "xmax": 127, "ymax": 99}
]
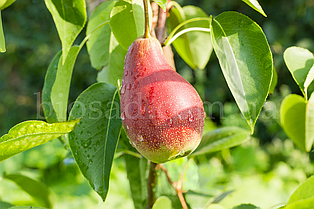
[{"xmin": 120, "ymin": 37, "xmax": 205, "ymax": 163}]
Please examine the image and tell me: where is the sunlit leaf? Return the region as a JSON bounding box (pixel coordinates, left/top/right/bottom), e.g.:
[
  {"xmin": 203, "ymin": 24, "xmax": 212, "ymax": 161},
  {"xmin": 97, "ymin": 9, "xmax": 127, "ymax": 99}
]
[
  {"xmin": 269, "ymin": 66, "xmax": 277, "ymax": 94},
  {"xmin": 211, "ymin": 11, "xmax": 273, "ymax": 132},
  {"xmin": 8, "ymin": 207, "xmax": 48, "ymax": 209},
  {"xmin": 280, "ymin": 93, "xmax": 314, "ymax": 152},
  {"xmin": 152, "ymin": 0, "xmax": 167, "ymax": 11},
  {"xmin": 44, "ymin": 0, "xmax": 86, "ymax": 63},
  {"xmin": 0, "ymin": 202, "xmax": 13, "ymax": 209},
  {"xmin": 110, "ymin": 0, "xmax": 151, "ymax": 50},
  {"xmin": 0, "ymin": 11, "xmax": 5, "ymax": 53},
  {"xmin": 167, "ymin": 6, "xmax": 212, "ymax": 69},
  {"xmin": 283, "ymin": 46, "xmax": 314, "ymax": 99},
  {"xmin": 306, "ymin": 93, "xmax": 314, "ymax": 151},
  {"xmin": 86, "ymin": 0, "xmax": 116, "ymax": 70},
  {"xmin": 42, "ymin": 50, "xmax": 62, "ymax": 123},
  {"xmin": 0, "ymin": 0, "xmax": 16, "ymax": 10},
  {"xmin": 0, "ymin": 120, "xmax": 79, "ymax": 162},
  {"xmin": 191, "ymin": 127, "xmax": 250, "ymax": 156},
  {"xmin": 233, "ymin": 203, "xmax": 260, "ymax": 209},
  {"xmin": 206, "ymin": 204, "xmax": 227, "ymax": 209},
  {"xmin": 152, "ymin": 196, "xmax": 172, "ymax": 209},
  {"xmin": 242, "ymin": 0, "xmax": 267, "ymax": 17},
  {"xmin": 119, "ymin": 129, "xmax": 148, "ymax": 209},
  {"xmin": 4, "ymin": 174, "xmax": 52, "ymax": 208},
  {"xmin": 96, "ymin": 33, "xmax": 127, "ymax": 87},
  {"xmin": 283, "ymin": 175, "xmax": 314, "ymax": 209},
  {"xmin": 280, "ymin": 94, "xmax": 306, "ymax": 151},
  {"xmin": 50, "ymin": 46, "xmax": 80, "ymax": 122},
  {"xmin": 68, "ymin": 82, "xmax": 122, "ymax": 201}
]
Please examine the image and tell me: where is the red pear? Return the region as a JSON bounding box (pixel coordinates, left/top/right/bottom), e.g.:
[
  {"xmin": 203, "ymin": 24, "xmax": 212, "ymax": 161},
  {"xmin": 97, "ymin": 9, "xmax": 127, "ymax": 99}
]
[{"xmin": 120, "ymin": 37, "xmax": 205, "ymax": 163}]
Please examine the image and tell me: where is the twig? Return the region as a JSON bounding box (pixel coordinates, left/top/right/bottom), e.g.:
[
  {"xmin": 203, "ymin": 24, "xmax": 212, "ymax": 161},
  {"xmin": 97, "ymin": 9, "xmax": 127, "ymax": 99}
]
[
  {"xmin": 158, "ymin": 165, "xmax": 188, "ymax": 209},
  {"xmin": 146, "ymin": 162, "xmax": 158, "ymax": 209}
]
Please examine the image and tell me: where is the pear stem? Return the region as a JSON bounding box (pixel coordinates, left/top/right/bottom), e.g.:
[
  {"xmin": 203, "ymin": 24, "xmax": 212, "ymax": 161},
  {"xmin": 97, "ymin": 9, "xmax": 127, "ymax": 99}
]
[{"xmin": 143, "ymin": 0, "xmax": 150, "ymax": 38}]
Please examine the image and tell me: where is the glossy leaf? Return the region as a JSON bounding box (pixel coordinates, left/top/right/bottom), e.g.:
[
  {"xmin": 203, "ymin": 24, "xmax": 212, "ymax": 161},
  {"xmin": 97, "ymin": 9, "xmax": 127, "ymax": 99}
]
[
  {"xmin": 233, "ymin": 204, "xmax": 260, "ymax": 209},
  {"xmin": 86, "ymin": 0, "xmax": 116, "ymax": 70},
  {"xmin": 0, "ymin": 202, "xmax": 13, "ymax": 209},
  {"xmin": 68, "ymin": 82, "xmax": 122, "ymax": 201},
  {"xmin": 306, "ymin": 93, "xmax": 314, "ymax": 151},
  {"xmin": 0, "ymin": 11, "xmax": 5, "ymax": 52},
  {"xmin": 4, "ymin": 174, "xmax": 52, "ymax": 208},
  {"xmin": 0, "ymin": 120, "xmax": 79, "ymax": 162},
  {"xmin": 190, "ymin": 127, "xmax": 250, "ymax": 156},
  {"xmin": 7, "ymin": 207, "xmax": 48, "ymax": 209},
  {"xmin": 280, "ymin": 94, "xmax": 314, "ymax": 152},
  {"xmin": 152, "ymin": 0, "xmax": 167, "ymax": 11},
  {"xmin": 206, "ymin": 204, "xmax": 227, "ymax": 209},
  {"xmin": 280, "ymin": 94, "xmax": 306, "ymax": 151},
  {"xmin": 110, "ymin": 0, "xmax": 150, "ymax": 50},
  {"xmin": 283, "ymin": 175, "xmax": 314, "ymax": 209},
  {"xmin": 119, "ymin": 130, "xmax": 148, "ymax": 209},
  {"xmin": 44, "ymin": 0, "xmax": 86, "ymax": 63},
  {"xmin": 42, "ymin": 50, "xmax": 62, "ymax": 123},
  {"xmin": 269, "ymin": 66, "xmax": 277, "ymax": 94},
  {"xmin": 242, "ymin": 0, "xmax": 267, "ymax": 17},
  {"xmin": 0, "ymin": 0, "xmax": 16, "ymax": 10},
  {"xmin": 50, "ymin": 46, "xmax": 80, "ymax": 122},
  {"xmin": 283, "ymin": 46, "xmax": 314, "ymax": 99},
  {"xmin": 152, "ymin": 196, "xmax": 172, "ymax": 209},
  {"xmin": 211, "ymin": 11, "xmax": 273, "ymax": 132},
  {"xmin": 167, "ymin": 6, "xmax": 212, "ymax": 69},
  {"xmin": 96, "ymin": 33, "xmax": 127, "ymax": 87}
]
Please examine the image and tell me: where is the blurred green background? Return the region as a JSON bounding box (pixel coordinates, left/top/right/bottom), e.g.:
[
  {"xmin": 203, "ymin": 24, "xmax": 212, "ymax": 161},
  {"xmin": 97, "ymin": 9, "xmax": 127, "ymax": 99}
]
[{"xmin": 1, "ymin": 0, "xmax": 314, "ymax": 208}]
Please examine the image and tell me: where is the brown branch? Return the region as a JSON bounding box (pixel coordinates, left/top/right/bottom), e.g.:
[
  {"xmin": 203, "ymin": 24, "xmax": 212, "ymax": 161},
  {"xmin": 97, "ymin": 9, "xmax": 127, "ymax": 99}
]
[
  {"xmin": 158, "ymin": 165, "xmax": 188, "ymax": 209},
  {"xmin": 146, "ymin": 162, "xmax": 158, "ymax": 209},
  {"xmin": 150, "ymin": 1, "xmax": 159, "ymax": 37},
  {"xmin": 156, "ymin": 5, "xmax": 167, "ymax": 42}
]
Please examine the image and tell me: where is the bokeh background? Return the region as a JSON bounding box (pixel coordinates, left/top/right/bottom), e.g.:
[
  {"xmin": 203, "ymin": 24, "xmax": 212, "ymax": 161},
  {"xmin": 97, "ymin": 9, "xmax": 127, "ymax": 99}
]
[{"xmin": 1, "ymin": 0, "xmax": 314, "ymax": 208}]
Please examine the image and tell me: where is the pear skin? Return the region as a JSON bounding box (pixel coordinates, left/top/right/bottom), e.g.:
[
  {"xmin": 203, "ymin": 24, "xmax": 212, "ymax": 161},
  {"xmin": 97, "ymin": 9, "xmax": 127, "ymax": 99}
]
[{"xmin": 120, "ymin": 37, "xmax": 205, "ymax": 163}]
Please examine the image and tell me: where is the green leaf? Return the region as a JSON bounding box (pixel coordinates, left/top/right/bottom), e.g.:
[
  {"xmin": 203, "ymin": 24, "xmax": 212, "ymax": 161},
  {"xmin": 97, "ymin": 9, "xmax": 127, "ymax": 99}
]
[
  {"xmin": 280, "ymin": 94, "xmax": 306, "ymax": 151},
  {"xmin": 190, "ymin": 127, "xmax": 250, "ymax": 156},
  {"xmin": 96, "ymin": 34, "xmax": 127, "ymax": 87},
  {"xmin": 86, "ymin": 0, "xmax": 116, "ymax": 70},
  {"xmin": 68, "ymin": 82, "xmax": 122, "ymax": 201},
  {"xmin": 283, "ymin": 46, "xmax": 314, "ymax": 99},
  {"xmin": 152, "ymin": 0, "xmax": 167, "ymax": 11},
  {"xmin": 167, "ymin": 6, "xmax": 212, "ymax": 69},
  {"xmin": 269, "ymin": 66, "xmax": 277, "ymax": 94},
  {"xmin": 0, "ymin": 202, "xmax": 13, "ymax": 209},
  {"xmin": 206, "ymin": 204, "xmax": 227, "ymax": 209},
  {"xmin": 152, "ymin": 196, "xmax": 172, "ymax": 209},
  {"xmin": 42, "ymin": 50, "xmax": 62, "ymax": 123},
  {"xmin": 211, "ymin": 11, "xmax": 273, "ymax": 132},
  {"xmin": 44, "ymin": 0, "xmax": 86, "ymax": 63},
  {"xmin": 0, "ymin": 0, "xmax": 16, "ymax": 10},
  {"xmin": 8, "ymin": 207, "xmax": 48, "ymax": 209},
  {"xmin": 110, "ymin": 0, "xmax": 149, "ymax": 50},
  {"xmin": 242, "ymin": 0, "xmax": 267, "ymax": 17},
  {"xmin": 0, "ymin": 119, "xmax": 79, "ymax": 162},
  {"xmin": 306, "ymin": 92, "xmax": 314, "ymax": 151},
  {"xmin": 280, "ymin": 94, "xmax": 314, "ymax": 152},
  {"xmin": 50, "ymin": 46, "xmax": 80, "ymax": 122},
  {"xmin": 4, "ymin": 174, "xmax": 52, "ymax": 208},
  {"xmin": 0, "ymin": 11, "xmax": 5, "ymax": 52},
  {"xmin": 233, "ymin": 204, "xmax": 260, "ymax": 209},
  {"xmin": 283, "ymin": 175, "xmax": 314, "ymax": 209},
  {"xmin": 119, "ymin": 129, "xmax": 148, "ymax": 209}
]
